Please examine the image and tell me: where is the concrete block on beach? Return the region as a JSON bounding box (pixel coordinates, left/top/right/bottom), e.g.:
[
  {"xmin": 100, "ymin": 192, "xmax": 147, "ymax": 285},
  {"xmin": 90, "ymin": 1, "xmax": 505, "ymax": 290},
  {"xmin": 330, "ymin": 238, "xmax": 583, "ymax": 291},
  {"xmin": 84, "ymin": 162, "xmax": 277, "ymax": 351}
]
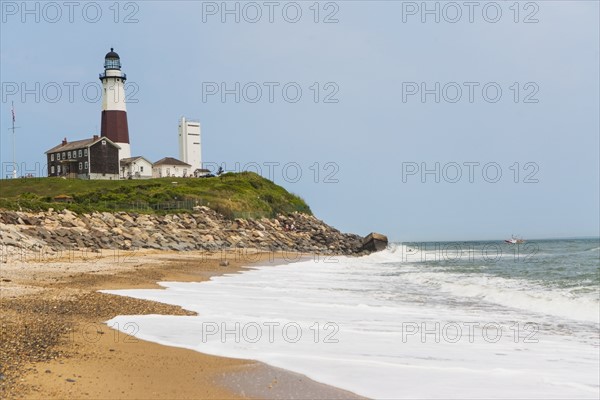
[{"xmin": 361, "ymin": 232, "xmax": 389, "ymax": 252}]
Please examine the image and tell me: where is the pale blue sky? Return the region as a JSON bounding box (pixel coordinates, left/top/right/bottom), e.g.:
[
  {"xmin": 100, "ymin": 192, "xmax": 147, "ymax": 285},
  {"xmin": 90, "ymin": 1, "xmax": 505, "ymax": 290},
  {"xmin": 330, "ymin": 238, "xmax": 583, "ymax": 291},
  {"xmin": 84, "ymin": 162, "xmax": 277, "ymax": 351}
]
[{"xmin": 1, "ymin": 1, "xmax": 598, "ymax": 241}]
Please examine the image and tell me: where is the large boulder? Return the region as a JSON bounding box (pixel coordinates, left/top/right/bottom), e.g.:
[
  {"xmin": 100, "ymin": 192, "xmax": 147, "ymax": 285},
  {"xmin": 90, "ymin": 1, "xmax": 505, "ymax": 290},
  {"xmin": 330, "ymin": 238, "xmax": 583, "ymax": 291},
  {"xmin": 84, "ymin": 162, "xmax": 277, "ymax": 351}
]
[{"xmin": 362, "ymin": 232, "xmax": 388, "ymax": 252}]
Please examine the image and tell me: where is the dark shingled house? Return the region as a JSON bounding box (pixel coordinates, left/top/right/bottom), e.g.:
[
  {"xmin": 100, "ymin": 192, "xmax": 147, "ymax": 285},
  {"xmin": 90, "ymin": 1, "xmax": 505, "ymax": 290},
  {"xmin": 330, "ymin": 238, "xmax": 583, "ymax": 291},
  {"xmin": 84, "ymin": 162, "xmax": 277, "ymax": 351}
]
[{"xmin": 45, "ymin": 135, "xmax": 121, "ymax": 180}]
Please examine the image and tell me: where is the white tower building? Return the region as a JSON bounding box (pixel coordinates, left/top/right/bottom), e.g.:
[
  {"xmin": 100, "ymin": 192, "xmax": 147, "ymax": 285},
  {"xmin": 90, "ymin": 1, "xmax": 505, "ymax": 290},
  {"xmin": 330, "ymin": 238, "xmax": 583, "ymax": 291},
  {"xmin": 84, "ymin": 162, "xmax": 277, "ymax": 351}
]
[
  {"xmin": 99, "ymin": 48, "xmax": 131, "ymax": 161},
  {"xmin": 178, "ymin": 117, "xmax": 201, "ymax": 171}
]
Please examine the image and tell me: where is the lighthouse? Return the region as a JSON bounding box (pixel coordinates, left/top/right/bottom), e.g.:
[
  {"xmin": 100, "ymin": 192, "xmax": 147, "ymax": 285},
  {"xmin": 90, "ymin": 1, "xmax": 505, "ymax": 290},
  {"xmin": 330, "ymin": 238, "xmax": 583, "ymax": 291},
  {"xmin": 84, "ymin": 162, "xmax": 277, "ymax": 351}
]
[{"xmin": 99, "ymin": 48, "xmax": 131, "ymax": 161}]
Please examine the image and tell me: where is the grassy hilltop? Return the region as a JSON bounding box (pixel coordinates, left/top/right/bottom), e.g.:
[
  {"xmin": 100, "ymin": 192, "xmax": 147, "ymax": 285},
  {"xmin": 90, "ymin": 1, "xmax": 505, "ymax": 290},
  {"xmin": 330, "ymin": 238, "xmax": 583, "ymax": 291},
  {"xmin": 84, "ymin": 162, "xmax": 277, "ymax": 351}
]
[{"xmin": 0, "ymin": 172, "xmax": 311, "ymax": 219}]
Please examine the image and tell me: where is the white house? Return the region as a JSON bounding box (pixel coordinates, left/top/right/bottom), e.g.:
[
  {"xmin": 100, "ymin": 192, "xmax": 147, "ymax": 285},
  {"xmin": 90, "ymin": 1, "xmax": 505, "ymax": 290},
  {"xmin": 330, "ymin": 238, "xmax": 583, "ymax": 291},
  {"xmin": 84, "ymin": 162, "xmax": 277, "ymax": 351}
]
[
  {"xmin": 152, "ymin": 157, "xmax": 192, "ymax": 178},
  {"xmin": 120, "ymin": 156, "xmax": 153, "ymax": 179},
  {"xmin": 194, "ymin": 168, "xmax": 211, "ymax": 177}
]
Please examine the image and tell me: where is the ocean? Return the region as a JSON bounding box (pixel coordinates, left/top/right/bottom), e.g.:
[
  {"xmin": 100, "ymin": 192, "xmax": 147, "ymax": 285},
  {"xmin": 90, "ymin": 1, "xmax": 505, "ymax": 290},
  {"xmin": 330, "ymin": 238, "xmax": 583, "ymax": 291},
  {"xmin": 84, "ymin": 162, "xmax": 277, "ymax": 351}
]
[{"xmin": 103, "ymin": 239, "xmax": 600, "ymax": 399}]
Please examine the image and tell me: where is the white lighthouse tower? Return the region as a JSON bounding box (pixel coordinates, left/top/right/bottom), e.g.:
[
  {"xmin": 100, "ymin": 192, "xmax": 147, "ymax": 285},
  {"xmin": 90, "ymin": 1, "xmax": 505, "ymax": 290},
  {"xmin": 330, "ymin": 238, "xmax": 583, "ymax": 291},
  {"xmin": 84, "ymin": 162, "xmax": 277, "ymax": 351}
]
[{"xmin": 99, "ymin": 48, "xmax": 131, "ymax": 160}]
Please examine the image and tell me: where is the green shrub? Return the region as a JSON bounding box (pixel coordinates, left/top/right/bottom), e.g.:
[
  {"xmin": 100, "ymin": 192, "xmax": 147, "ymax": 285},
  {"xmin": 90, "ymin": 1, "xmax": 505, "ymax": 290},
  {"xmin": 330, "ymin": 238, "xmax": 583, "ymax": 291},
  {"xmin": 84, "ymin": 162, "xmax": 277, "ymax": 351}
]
[{"xmin": 0, "ymin": 173, "xmax": 311, "ymax": 219}]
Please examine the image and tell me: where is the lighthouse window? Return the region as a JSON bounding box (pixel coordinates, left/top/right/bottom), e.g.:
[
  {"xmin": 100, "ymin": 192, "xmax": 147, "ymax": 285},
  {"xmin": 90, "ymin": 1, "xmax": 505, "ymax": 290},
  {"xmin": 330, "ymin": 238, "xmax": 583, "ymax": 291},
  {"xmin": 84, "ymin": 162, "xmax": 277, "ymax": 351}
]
[{"xmin": 105, "ymin": 59, "xmax": 121, "ymax": 69}]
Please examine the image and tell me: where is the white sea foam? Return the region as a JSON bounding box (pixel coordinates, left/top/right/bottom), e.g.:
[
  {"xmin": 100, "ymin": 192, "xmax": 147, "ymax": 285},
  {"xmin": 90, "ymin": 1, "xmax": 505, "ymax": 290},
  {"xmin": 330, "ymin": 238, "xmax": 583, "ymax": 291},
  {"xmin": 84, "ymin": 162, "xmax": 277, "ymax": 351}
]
[
  {"xmin": 103, "ymin": 250, "xmax": 600, "ymax": 399},
  {"xmin": 400, "ymin": 272, "xmax": 600, "ymax": 323}
]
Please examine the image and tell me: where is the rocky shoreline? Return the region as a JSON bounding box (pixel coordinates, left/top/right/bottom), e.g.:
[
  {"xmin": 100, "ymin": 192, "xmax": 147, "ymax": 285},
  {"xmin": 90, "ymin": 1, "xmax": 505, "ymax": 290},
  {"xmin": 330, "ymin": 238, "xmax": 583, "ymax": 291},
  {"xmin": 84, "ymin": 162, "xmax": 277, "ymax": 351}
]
[{"xmin": 0, "ymin": 208, "xmax": 370, "ymax": 260}]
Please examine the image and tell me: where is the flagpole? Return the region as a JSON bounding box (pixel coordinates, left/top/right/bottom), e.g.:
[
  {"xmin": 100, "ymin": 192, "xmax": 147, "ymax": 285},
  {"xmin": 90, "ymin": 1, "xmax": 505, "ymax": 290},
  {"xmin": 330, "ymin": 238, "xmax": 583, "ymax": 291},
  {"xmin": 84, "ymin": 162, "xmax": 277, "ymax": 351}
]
[{"xmin": 11, "ymin": 102, "xmax": 16, "ymax": 178}]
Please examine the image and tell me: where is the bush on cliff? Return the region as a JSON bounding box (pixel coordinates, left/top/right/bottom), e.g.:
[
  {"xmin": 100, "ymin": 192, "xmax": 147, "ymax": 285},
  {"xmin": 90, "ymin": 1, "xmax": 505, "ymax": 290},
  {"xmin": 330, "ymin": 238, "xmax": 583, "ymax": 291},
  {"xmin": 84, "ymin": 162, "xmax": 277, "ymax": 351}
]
[{"xmin": 0, "ymin": 172, "xmax": 311, "ymax": 219}]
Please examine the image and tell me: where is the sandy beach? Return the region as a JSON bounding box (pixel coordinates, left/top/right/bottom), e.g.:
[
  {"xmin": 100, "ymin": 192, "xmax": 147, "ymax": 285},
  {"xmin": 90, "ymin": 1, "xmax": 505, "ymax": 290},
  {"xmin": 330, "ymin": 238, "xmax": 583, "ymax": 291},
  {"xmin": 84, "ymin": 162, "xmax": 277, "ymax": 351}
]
[{"xmin": 0, "ymin": 249, "xmax": 363, "ymax": 399}]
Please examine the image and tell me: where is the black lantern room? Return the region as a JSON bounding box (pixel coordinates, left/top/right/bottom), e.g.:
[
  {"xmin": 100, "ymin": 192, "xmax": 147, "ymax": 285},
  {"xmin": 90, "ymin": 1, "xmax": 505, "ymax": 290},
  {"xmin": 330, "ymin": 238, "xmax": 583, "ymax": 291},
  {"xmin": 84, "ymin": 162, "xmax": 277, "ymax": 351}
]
[{"xmin": 104, "ymin": 48, "xmax": 121, "ymax": 70}]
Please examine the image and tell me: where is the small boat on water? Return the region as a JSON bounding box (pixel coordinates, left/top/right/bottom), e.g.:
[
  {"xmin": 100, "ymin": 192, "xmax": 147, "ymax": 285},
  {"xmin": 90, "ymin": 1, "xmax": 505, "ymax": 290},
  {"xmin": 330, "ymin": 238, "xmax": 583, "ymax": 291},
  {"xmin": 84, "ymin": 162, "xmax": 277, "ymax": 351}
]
[{"xmin": 505, "ymin": 235, "xmax": 525, "ymax": 244}]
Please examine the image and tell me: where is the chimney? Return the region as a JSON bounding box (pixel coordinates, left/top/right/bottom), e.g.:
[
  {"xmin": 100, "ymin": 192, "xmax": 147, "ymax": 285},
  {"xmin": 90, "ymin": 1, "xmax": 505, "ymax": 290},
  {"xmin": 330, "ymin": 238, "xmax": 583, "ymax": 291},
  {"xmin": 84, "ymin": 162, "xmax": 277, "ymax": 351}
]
[
  {"xmin": 62, "ymin": 138, "xmax": 67, "ymax": 146},
  {"xmin": 93, "ymin": 134, "xmax": 99, "ymax": 141}
]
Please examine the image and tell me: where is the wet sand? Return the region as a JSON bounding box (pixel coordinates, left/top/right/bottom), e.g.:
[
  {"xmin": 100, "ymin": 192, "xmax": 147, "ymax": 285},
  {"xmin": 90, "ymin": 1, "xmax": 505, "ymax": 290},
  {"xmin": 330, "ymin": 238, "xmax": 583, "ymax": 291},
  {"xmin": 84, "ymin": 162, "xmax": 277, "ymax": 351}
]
[{"xmin": 0, "ymin": 249, "xmax": 364, "ymax": 399}]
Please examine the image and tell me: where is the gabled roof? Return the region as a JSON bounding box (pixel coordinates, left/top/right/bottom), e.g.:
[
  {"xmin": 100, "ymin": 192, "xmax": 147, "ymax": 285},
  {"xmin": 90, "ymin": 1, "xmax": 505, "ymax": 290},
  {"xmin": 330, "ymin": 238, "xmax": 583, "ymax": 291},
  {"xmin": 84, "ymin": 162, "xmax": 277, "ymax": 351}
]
[
  {"xmin": 120, "ymin": 156, "xmax": 153, "ymax": 165},
  {"xmin": 153, "ymin": 157, "xmax": 191, "ymax": 167},
  {"xmin": 45, "ymin": 136, "xmax": 120, "ymax": 154},
  {"xmin": 45, "ymin": 138, "xmax": 93, "ymax": 153}
]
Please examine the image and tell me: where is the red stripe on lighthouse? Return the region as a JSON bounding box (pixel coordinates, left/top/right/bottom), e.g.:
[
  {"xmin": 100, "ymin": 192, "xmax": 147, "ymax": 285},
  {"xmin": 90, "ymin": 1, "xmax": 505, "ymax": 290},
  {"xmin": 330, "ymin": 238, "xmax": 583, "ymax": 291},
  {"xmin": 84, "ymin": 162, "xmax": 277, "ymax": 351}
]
[{"xmin": 100, "ymin": 110, "xmax": 130, "ymax": 144}]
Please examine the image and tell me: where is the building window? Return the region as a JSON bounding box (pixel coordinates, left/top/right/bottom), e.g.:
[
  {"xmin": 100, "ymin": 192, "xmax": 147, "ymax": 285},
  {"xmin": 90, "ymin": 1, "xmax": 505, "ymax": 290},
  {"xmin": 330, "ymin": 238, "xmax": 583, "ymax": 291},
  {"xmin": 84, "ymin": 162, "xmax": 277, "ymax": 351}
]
[
  {"xmin": 183, "ymin": 169, "xmax": 187, "ymax": 176},
  {"xmin": 62, "ymin": 152, "xmax": 65, "ymax": 159},
  {"xmin": 57, "ymin": 153, "xmax": 61, "ymax": 161},
  {"xmin": 51, "ymin": 166, "xmax": 55, "ymax": 174},
  {"xmin": 68, "ymin": 152, "xmax": 71, "ymax": 159},
  {"xmin": 85, "ymin": 161, "xmax": 88, "ymax": 170},
  {"xmin": 78, "ymin": 150, "xmax": 82, "ymax": 158},
  {"xmin": 57, "ymin": 165, "xmax": 61, "ymax": 173},
  {"xmin": 140, "ymin": 166, "xmax": 144, "ymax": 172},
  {"xmin": 50, "ymin": 154, "xmax": 54, "ymax": 161},
  {"xmin": 84, "ymin": 148, "xmax": 88, "ymax": 156},
  {"xmin": 101, "ymin": 140, "xmax": 106, "ymax": 145},
  {"xmin": 166, "ymin": 168, "xmax": 170, "ymax": 176},
  {"xmin": 79, "ymin": 162, "xmax": 82, "ymax": 171}
]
